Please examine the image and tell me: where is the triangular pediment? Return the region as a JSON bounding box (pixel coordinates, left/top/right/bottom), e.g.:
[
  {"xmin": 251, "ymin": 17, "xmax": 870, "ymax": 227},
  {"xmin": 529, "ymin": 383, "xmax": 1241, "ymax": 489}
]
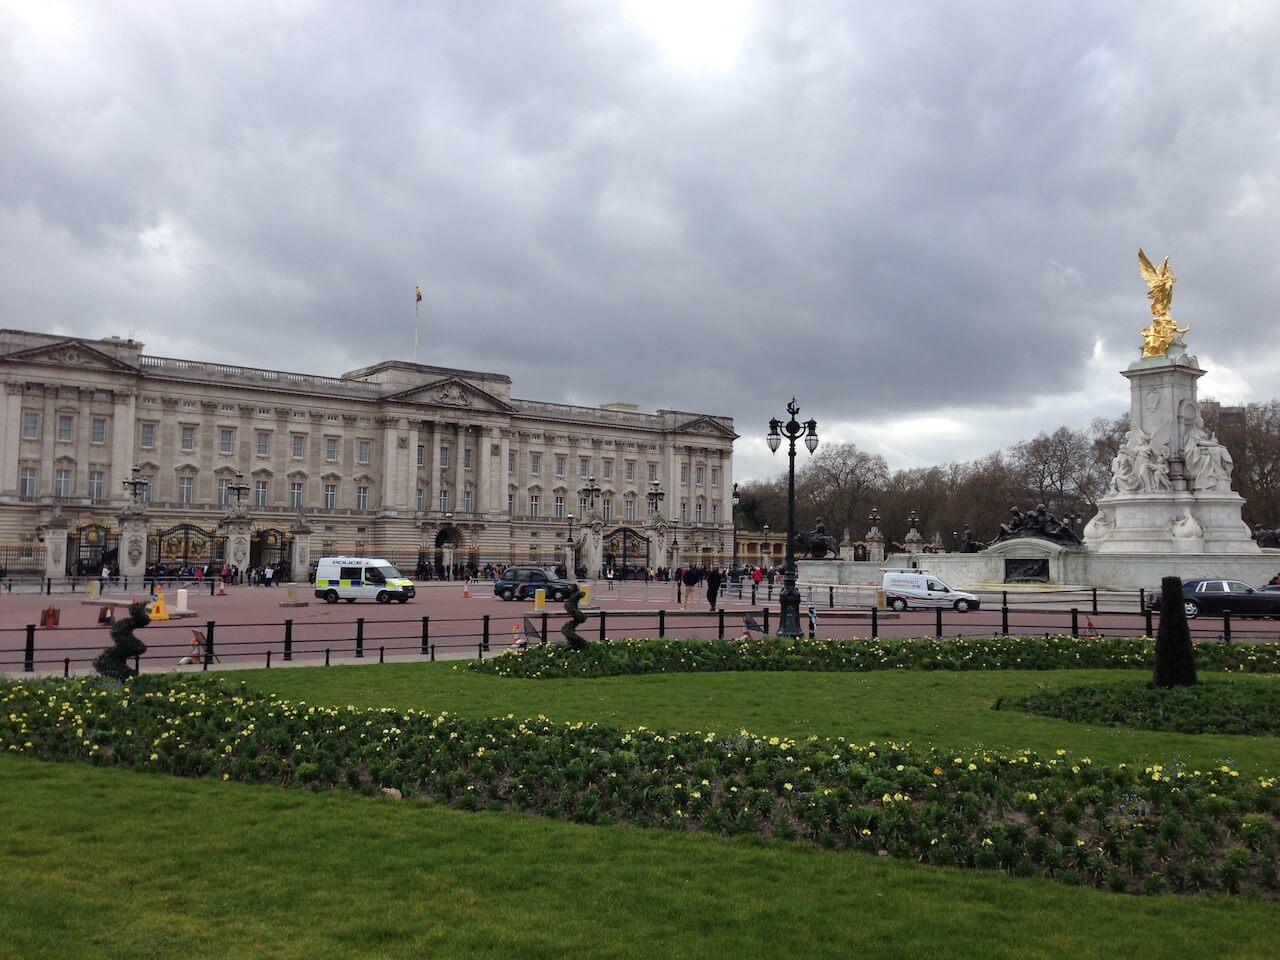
[
  {"xmin": 675, "ymin": 416, "xmax": 737, "ymax": 439},
  {"xmin": 1, "ymin": 339, "xmax": 138, "ymax": 374},
  {"xmin": 386, "ymin": 376, "xmax": 515, "ymax": 413}
]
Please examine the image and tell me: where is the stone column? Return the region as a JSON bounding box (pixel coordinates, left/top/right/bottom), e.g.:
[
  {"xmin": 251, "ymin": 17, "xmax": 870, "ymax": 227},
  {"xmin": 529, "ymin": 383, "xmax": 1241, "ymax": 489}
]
[
  {"xmin": 428, "ymin": 422, "xmax": 442, "ymax": 515},
  {"xmin": 42, "ymin": 507, "xmax": 69, "ymax": 578},
  {"xmin": 2, "ymin": 382, "xmax": 21, "ymax": 494},
  {"xmin": 405, "ymin": 421, "xmax": 420, "ymax": 512},
  {"xmin": 380, "ymin": 417, "xmax": 399, "ymax": 512},
  {"xmin": 866, "ymin": 522, "xmax": 885, "ymax": 564},
  {"xmin": 581, "ymin": 517, "xmax": 604, "ymax": 579},
  {"xmin": 118, "ymin": 503, "xmax": 148, "ymax": 581},
  {"xmin": 477, "ymin": 426, "xmax": 491, "ymax": 515},
  {"xmin": 222, "ymin": 509, "xmax": 252, "ymax": 574},
  {"xmin": 290, "ymin": 512, "xmax": 313, "ymax": 580},
  {"xmin": 499, "ymin": 431, "xmax": 512, "ymax": 516},
  {"xmin": 455, "ymin": 423, "xmax": 466, "ymax": 512}
]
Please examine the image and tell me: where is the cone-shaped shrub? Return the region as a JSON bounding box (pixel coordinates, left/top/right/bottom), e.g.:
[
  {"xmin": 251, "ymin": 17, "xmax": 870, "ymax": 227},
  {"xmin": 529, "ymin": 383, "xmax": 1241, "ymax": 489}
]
[{"xmin": 1154, "ymin": 576, "xmax": 1197, "ymax": 688}]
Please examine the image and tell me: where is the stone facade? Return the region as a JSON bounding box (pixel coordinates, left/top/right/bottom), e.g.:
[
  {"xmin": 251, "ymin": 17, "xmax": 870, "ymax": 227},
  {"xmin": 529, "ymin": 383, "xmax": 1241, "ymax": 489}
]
[{"xmin": 0, "ymin": 330, "xmax": 736, "ymax": 574}]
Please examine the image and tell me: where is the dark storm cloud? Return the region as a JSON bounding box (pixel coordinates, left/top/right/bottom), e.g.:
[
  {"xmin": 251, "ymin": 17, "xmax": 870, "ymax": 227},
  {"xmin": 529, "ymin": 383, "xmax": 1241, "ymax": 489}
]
[{"xmin": 2, "ymin": 1, "xmax": 1278, "ymax": 478}]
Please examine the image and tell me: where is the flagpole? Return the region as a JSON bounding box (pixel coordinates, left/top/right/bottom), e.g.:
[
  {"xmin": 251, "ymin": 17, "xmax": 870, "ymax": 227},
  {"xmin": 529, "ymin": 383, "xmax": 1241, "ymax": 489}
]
[{"xmin": 414, "ymin": 300, "xmax": 419, "ymax": 362}]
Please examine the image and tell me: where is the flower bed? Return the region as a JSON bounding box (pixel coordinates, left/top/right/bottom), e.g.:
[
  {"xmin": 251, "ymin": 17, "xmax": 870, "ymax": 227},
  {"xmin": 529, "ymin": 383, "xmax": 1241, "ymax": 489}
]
[
  {"xmin": 3, "ymin": 675, "xmax": 1278, "ymax": 897},
  {"xmin": 1002, "ymin": 679, "xmax": 1280, "ymax": 736},
  {"xmin": 466, "ymin": 635, "xmax": 1280, "ymax": 680}
]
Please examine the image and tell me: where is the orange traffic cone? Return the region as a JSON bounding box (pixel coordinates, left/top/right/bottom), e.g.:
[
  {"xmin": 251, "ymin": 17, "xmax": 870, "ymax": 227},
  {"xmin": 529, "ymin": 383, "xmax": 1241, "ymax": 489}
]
[
  {"xmin": 149, "ymin": 590, "xmax": 170, "ymax": 621},
  {"xmin": 217, "ymin": 579, "xmax": 227, "ymax": 596}
]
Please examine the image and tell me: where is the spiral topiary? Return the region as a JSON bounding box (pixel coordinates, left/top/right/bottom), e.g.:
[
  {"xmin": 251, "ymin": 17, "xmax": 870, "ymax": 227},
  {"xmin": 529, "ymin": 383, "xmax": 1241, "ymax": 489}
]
[
  {"xmin": 93, "ymin": 601, "xmax": 151, "ymax": 680},
  {"xmin": 560, "ymin": 586, "xmax": 588, "ymax": 651}
]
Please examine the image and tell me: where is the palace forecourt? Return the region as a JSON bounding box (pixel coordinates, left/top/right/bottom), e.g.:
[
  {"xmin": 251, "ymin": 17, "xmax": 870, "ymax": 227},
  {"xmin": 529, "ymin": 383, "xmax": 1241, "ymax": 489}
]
[{"xmin": 0, "ymin": 329, "xmax": 736, "ymax": 577}]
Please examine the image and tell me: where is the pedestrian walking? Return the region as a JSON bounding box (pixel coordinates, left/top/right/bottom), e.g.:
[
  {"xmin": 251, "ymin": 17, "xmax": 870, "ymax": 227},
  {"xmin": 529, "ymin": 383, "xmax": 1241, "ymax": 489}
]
[
  {"xmin": 706, "ymin": 566, "xmax": 722, "ymax": 611},
  {"xmin": 681, "ymin": 566, "xmax": 699, "ymax": 610}
]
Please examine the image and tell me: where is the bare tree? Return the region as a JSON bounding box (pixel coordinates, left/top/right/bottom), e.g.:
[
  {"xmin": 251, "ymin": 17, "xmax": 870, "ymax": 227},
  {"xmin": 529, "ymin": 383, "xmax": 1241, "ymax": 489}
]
[{"xmin": 797, "ymin": 442, "xmax": 889, "ymax": 544}]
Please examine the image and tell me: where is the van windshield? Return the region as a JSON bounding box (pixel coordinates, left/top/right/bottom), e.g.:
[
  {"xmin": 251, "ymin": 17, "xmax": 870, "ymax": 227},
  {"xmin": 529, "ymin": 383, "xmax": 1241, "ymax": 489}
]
[
  {"xmin": 374, "ymin": 565, "xmax": 402, "ymax": 580},
  {"xmin": 927, "ymin": 579, "xmax": 950, "ymax": 592}
]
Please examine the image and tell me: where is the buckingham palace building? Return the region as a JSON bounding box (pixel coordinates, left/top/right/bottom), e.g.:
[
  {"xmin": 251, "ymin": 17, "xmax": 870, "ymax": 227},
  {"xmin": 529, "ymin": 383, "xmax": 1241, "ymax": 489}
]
[{"xmin": 0, "ymin": 328, "xmax": 736, "ymax": 576}]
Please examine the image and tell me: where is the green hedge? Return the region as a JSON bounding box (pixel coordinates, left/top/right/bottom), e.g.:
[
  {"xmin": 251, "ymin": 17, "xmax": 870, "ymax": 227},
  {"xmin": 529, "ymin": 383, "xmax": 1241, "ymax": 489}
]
[
  {"xmin": 1003, "ymin": 679, "xmax": 1280, "ymax": 736},
  {"xmin": 3, "ymin": 675, "xmax": 1278, "ymax": 897},
  {"xmin": 466, "ymin": 635, "xmax": 1280, "ymax": 680}
]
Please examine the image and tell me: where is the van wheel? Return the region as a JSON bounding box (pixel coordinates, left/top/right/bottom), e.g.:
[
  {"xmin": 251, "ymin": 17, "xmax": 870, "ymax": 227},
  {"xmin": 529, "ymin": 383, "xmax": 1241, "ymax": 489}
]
[
  {"xmin": 376, "ymin": 591, "xmax": 390, "ymax": 604},
  {"xmin": 954, "ymin": 599, "xmax": 971, "ymax": 613},
  {"xmin": 501, "ymin": 589, "xmax": 515, "ymax": 601},
  {"xmin": 324, "ymin": 590, "xmax": 338, "ymax": 604},
  {"xmin": 889, "ymin": 598, "xmax": 908, "ymax": 612}
]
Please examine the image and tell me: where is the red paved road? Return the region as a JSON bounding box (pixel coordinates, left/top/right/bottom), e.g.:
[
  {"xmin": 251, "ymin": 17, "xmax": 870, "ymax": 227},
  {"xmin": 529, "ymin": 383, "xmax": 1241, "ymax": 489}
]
[{"xmin": 2, "ymin": 580, "xmax": 1274, "ymax": 675}]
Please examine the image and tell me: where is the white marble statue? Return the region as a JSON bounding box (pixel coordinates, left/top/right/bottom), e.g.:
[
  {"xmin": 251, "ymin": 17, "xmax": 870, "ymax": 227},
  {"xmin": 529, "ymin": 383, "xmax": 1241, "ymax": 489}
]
[
  {"xmin": 1169, "ymin": 510, "xmax": 1204, "ymax": 540},
  {"xmin": 1083, "ymin": 507, "xmax": 1113, "ymax": 541},
  {"xmin": 1183, "ymin": 416, "xmax": 1234, "ymax": 492},
  {"xmin": 1110, "ymin": 427, "xmax": 1170, "ymax": 494}
]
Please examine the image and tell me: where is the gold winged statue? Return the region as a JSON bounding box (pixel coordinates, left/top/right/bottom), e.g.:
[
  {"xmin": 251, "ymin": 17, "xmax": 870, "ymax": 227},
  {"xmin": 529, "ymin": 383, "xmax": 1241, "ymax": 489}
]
[{"xmin": 1137, "ymin": 249, "xmax": 1190, "ymax": 358}]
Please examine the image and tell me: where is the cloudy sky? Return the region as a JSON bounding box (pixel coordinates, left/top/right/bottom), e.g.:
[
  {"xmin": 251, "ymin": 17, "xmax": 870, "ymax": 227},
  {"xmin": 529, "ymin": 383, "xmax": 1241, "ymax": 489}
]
[{"xmin": 3, "ymin": 1, "xmax": 1278, "ymax": 481}]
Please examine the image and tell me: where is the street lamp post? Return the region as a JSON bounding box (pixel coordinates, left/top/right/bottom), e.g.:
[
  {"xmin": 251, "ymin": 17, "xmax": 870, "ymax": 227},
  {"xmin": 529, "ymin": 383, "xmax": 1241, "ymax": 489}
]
[
  {"xmin": 766, "ymin": 398, "xmax": 819, "ymax": 638},
  {"xmin": 227, "ymin": 472, "xmax": 250, "ymax": 508},
  {"xmin": 122, "ymin": 465, "xmax": 150, "ymax": 505},
  {"xmin": 730, "ymin": 481, "xmax": 741, "ymax": 581},
  {"xmin": 566, "ymin": 512, "xmax": 575, "ymax": 576},
  {"xmin": 646, "ymin": 479, "xmax": 665, "ymax": 519}
]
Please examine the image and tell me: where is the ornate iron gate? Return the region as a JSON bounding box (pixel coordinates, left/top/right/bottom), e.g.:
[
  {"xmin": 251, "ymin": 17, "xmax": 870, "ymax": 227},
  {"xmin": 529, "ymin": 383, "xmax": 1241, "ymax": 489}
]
[
  {"xmin": 603, "ymin": 526, "xmax": 649, "ymax": 577},
  {"xmin": 67, "ymin": 523, "xmax": 120, "ymax": 575},
  {"xmin": 148, "ymin": 524, "xmax": 222, "ymax": 570}
]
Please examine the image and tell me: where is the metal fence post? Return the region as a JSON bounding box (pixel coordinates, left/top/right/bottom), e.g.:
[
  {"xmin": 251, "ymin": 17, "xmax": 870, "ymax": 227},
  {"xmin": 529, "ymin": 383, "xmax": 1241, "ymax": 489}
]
[
  {"xmin": 1091, "ymin": 587, "xmax": 1098, "ymax": 614},
  {"xmin": 266, "ymin": 650, "xmax": 272, "ymax": 669},
  {"xmin": 718, "ymin": 609, "xmax": 725, "ymax": 639},
  {"xmin": 1138, "ymin": 588, "xmax": 1145, "ymax": 613},
  {"xmin": 599, "ymin": 610, "xmax": 607, "ymax": 643},
  {"xmin": 1001, "ymin": 604, "xmax": 1009, "ymax": 636},
  {"xmin": 430, "ymin": 643, "xmax": 436, "ymax": 662},
  {"xmin": 355, "ymin": 617, "xmax": 365, "ymax": 658},
  {"xmin": 828, "ymin": 586, "xmax": 834, "ymax": 609},
  {"xmin": 283, "ymin": 619, "xmax": 293, "ymax": 661},
  {"xmin": 540, "ymin": 612, "xmax": 548, "ymax": 645},
  {"xmin": 325, "ymin": 647, "xmax": 330, "ymax": 666},
  {"xmin": 1223, "ymin": 611, "xmax": 1232, "ymax": 644},
  {"xmin": 1002, "ymin": 589, "xmax": 1008, "ymax": 608},
  {"xmin": 1145, "ymin": 608, "xmax": 1153, "ymax": 636},
  {"xmin": 204, "ymin": 620, "xmax": 215, "ymax": 671},
  {"xmin": 763, "ymin": 608, "xmax": 770, "ymax": 635},
  {"xmin": 658, "ymin": 609, "xmax": 666, "ymax": 638},
  {"xmin": 1070, "ymin": 608, "xmax": 1079, "ymax": 638},
  {"xmin": 45, "ymin": 577, "xmax": 51, "ymax": 596},
  {"xmin": 482, "ymin": 614, "xmax": 490, "ymax": 651},
  {"xmin": 935, "ymin": 606, "xmax": 943, "ymax": 639},
  {"xmin": 379, "ymin": 645, "xmax": 385, "ymax": 664},
  {"xmin": 750, "ymin": 583, "xmax": 757, "ymax": 605},
  {"xmin": 870, "ymin": 606, "xmax": 878, "ymax": 639},
  {"xmin": 421, "ymin": 616, "xmax": 430, "ymax": 655},
  {"xmin": 23, "ymin": 624, "xmax": 35, "ymax": 673},
  {"xmin": 63, "ymin": 657, "xmax": 70, "ymax": 678}
]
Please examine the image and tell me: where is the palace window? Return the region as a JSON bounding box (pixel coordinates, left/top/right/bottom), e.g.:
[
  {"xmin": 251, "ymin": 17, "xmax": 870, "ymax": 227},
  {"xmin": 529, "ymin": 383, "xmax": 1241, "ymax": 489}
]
[
  {"xmin": 91, "ymin": 418, "xmax": 106, "ymax": 444},
  {"xmin": 624, "ymin": 496, "xmax": 636, "ymax": 522},
  {"xmin": 292, "ymin": 435, "xmax": 305, "ymax": 459},
  {"xmin": 326, "ymin": 437, "xmax": 339, "ymax": 461},
  {"xmin": 696, "ymin": 466, "xmax": 705, "ymax": 486},
  {"xmin": 508, "ymin": 492, "xmax": 514, "ymax": 515},
  {"xmin": 602, "ymin": 459, "xmax": 613, "ymax": 480},
  {"xmin": 554, "ymin": 495, "xmax": 565, "ymax": 518},
  {"xmin": 323, "ymin": 483, "xmax": 337, "ymax": 509},
  {"xmin": 602, "ymin": 498, "xmax": 613, "ymax": 521},
  {"xmin": 256, "ymin": 432, "xmax": 270, "ymax": 457},
  {"xmin": 178, "ymin": 476, "xmax": 193, "ymax": 504},
  {"xmin": 555, "ymin": 455, "xmax": 566, "ymax": 478},
  {"xmin": 19, "ymin": 467, "xmax": 37, "ymax": 497},
  {"xmin": 579, "ymin": 457, "xmax": 590, "ymax": 478},
  {"xmin": 180, "ymin": 426, "xmax": 196, "ymax": 452},
  {"xmin": 439, "ymin": 489, "xmax": 450, "ymax": 512},
  {"xmin": 57, "ymin": 415, "xmax": 74, "ymax": 442},
  {"xmin": 54, "ymin": 468, "xmax": 72, "ymax": 498},
  {"xmin": 463, "ymin": 490, "xmax": 473, "ymax": 512},
  {"xmin": 530, "ymin": 452, "xmax": 541, "ymax": 476},
  {"xmin": 290, "ymin": 481, "xmax": 304, "ymax": 508},
  {"xmin": 88, "ymin": 470, "xmax": 104, "ymax": 501},
  {"xmin": 711, "ymin": 467, "xmax": 719, "ymax": 486},
  {"xmin": 21, "ymin": 412, "xmax": 39, "ymax": 440},
  {"xmin": 529, "ymin": 494, "xmax": 540, "ymax": 518},
  {"xmin": 255, "ymin": 480, "xmax": 269, "ymax": 506},
  {"xmin": 680, "ymin": 499, "xmax": 688, "ymax": 521},
  {"xmin": 625, "ymin": 461, "xmax": 635, "ymax": 481},
  {"xmin": 141, "ymin": 476, "xmax": 153, "ymax": 502},
  {"xmin": 508, "ymin": 450, "xmax": 515, "ymax": 474},
  {"xmin": 680, "ymin": 463, "xmax": 689, "ymax": 484},
  {"xmin": 139, "ymin": 422, "xmax": 155, "ymax": 449},
  {"xmin": 356, "ymin": 485, "xmax": 368, "ymax": 511},
  {"xmin": 695, "ymin": 502, "xmax": 704, "ymax": 523},
  {"xmin": 711, "ymin": 502, "xmax": 720, "ymax": 523},
  {"xmin": 464, "ymin": 447, "xmax": 473, "ymax": 469},
  {"xmin": 648, "ymin": 462, "xmax": 658, "ymax": 482},
  {"xmin": 217, "ymin": 478, "xmax": 230, "ymax": 505},
  {"xmin": 416, "ymin": 444, "xmax": 424, "ymax": 467},
  {"xmin": 440, "ymin": 446, "xmax": 450, "ymax": 469},
  {"xmin": 416, "ymin": 487, "xmax": 424, "ymax": 512},
  {"xmin": 357, "ymin": 439, "xmax": 370, "ymax": 464},
  {"xmin": 219, "ymin": 428, "xmax": 235, "ymax": 455},
  {"xmin": 579, "ymin": 495, "xmax": 588, "ymax": 514}
]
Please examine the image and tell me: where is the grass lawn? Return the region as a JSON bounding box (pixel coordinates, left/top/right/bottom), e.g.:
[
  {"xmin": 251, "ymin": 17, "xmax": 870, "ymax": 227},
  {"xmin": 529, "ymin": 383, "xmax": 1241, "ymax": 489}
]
[
  {"xmin": 2, "ymin": 755, "xmax": 1278, "ymax": 960},
  {"xmin": 226, "ymin": 662, "xmax": 1280, "ymax": 773}
]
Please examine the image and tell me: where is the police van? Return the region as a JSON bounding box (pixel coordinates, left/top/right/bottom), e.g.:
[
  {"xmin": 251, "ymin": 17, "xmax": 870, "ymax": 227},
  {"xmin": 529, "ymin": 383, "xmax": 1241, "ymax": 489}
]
[
  {"xmin": 314, "ymin": 557, "xmax": 416, "ymax": 604},
  {"xmin": 881, "ymin": 569, "xmax": 980, "ymax": 612}
]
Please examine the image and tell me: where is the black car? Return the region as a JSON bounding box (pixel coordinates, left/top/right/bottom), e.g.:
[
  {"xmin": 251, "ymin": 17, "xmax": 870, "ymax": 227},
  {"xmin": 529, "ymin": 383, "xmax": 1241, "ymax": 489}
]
[
  {"xmin": 494, "ymin": 566, "xmax": 577, "ymax": 601},
  {"xmin": 1147, "ymin": 578, "xmax": 1280, "ymax": 619}
]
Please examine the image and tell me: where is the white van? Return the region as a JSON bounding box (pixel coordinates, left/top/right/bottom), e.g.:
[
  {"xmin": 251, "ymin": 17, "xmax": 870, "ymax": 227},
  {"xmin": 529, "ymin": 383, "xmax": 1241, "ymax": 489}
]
[
  {"xmin": 314, "ymin": 557, "xmax": 416, "ymax": 604},
  {"xmin": 881, "ymin": 570, "xmax": 980, "ymax": 612}
]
